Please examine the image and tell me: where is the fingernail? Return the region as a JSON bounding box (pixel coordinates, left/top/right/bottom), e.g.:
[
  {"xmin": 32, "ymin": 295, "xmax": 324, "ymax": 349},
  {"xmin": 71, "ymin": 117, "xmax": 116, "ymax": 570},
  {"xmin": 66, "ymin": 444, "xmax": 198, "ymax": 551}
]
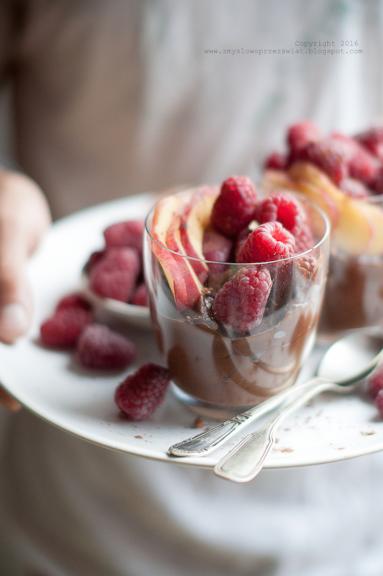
[{"xmin": 0, "ymin": 303, "xmax": 28, "ymax": 341}]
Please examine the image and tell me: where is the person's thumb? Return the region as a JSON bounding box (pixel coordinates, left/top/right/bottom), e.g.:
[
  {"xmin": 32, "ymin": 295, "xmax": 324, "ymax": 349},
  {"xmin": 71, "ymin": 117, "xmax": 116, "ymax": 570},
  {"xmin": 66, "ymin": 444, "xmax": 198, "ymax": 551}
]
[
  {"xmin": 0, "ymin": 172, "xmax": 50, "ymax": 344},
  {"xmin": 0, "ymin": 218, "xmax": 32, "ymax": 343}
]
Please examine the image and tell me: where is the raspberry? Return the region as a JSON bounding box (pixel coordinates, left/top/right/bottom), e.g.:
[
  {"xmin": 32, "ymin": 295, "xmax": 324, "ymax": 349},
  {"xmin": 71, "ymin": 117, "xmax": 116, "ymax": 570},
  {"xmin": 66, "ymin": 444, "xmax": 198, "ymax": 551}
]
[
  {"xmin": 264, "ymin": 152, "xmax": 287, "ymax": 170},
  {"xmin": 56, "ymin": 292, "xmax": 92, "ymax": 312},
  {"xmin": 203, "ymin": 229, "xmax": 232, "ymax": 263},
  {"xmin": 330, "ymin": 133, "xmax": 379, "ymax": 185},
  {"xmin": 340, "ymin": 178, "xmax": 370, "ymax": 199},
  {"xmin": 375, "ymin": 389, "xmax": 383, "ymax": 418},
  {"xmin": 287, "ymin": 121, "xmax": 321, "ymax": 155},
  {"xmin": 293, "ymin": 224, "xmax": 315, "ymax": 253},
  {"xmin": 367, "ymin": 365, "xmax": 383, "ymax": 398},
  {"xmin": 293, "ymin": 139, "xmax": 348, "ymax": 185},
  {"xmin": 76, "ymin": 324, "xmax": 136, "ymax": 370},
  {"xmin": 211, "ymin": 176, "xmax": 257, "ymax": 238},
  {"xmin": 355, "ymin": 127, "xmax": 383, "ymax": 162},
  {"xmin": 212, "ymin": 267, "xmax": 272, "ymax": 333},
  {"xmin": 40, "ymin": 308, "xmax": 92, "ymax": 348},
  {"xmin": 131, "ymin": 283, "xmax": 148, "ymax": 307},
  {"xmin": 104, "ymin": 220, "xmax": 144, "ymax": 253},
  {"xmin": 237, "ymin": 222, "xmax": 295, "ymax": 263},
  {"xmin": 295, "ymin": 255, "xmax": 319, "ymax": 282},
  {"xmin": 370, "ymin": 165, "xmax": 383, "ymax": 195},
  {"xmin": 235, "ymin": 226, "xmax": 251, "ymax": 260},
  {"xmin": 89, "ymin": 247, "xmax": 140, "ymax": 302},
  {"xmin": 84, "ymin": 250, "xmax": 106, "ymax": 273},
  {"xmin": 254, "ymin": 194, "xmax": 314, "ymax": 254},
  {"xmin": 115, "ymin": 363, "xmax": 171, "ymax": 420},
  {"xmin": 349, "ymin": 150, "xmax": 378, "ymax": 185},
  {"xmin": 255, "ymin": 191, "xmax": 308, "ymax": 232}
]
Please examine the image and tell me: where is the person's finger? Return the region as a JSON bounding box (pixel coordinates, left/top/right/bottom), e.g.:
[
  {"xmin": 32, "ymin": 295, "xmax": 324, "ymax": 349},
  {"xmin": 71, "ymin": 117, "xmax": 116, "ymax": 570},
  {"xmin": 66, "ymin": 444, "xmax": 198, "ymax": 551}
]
[
  {"xmin": 0, "ymin": 171, "xmax": 50, "ymax": 343},
  {"xmin": 0, "ymin": 218, "xmax": 33, "ymax": 343}
]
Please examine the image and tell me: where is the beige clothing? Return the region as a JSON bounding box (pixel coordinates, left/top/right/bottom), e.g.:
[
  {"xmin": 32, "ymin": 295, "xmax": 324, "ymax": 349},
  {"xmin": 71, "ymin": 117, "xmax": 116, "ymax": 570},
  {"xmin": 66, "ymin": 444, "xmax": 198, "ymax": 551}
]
[{"xmin": 1, "ymin": 1, "xmax": 383, "ymax": 575}]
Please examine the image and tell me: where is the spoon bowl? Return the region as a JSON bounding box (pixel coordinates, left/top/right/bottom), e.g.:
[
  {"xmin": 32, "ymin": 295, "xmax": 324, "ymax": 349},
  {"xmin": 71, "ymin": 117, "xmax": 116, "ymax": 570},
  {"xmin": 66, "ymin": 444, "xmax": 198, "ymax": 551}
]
[{"xmin": 317, "ymin": 329, "xmax": 383, "ymax": 385}]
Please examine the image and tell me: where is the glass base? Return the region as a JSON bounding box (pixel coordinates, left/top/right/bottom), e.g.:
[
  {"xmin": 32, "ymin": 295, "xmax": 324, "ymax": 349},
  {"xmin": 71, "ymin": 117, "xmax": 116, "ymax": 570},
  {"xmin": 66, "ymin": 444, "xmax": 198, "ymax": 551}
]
[{"xmin": 171, "ymin": 384, "xmax": 255, "ymax": 421}]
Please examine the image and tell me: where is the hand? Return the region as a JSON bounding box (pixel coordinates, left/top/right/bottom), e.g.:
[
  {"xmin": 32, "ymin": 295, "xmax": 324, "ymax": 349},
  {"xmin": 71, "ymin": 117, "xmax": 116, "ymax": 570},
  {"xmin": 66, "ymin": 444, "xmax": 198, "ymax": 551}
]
[{"xmin": 0, "ymin": 169, "xmax": 51, "ymax": 409}]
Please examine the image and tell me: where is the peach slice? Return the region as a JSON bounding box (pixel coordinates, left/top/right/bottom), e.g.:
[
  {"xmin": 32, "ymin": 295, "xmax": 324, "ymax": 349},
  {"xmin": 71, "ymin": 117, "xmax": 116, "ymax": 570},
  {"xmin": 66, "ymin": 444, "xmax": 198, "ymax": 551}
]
[
  {"xmin": 263, "ymin": 165, "xmax": 341, "ymax": 228},
  {"xmin": 288, "ymin": 162, "xmax": 343, "ymax": 225},
  {"xmin": 356, "ymin": 201, "xmax": 383, "ymax": 255},
  {"xmin": 151, "ymin": 195, "xmax": 203, "ymax": 309},
  {"xmin": 179, "ymin": 186, "xmax": 218, "ymax": 281},
  {"xmin": 289, "ymin": 162, "xmax": 383, "ymax": 255},
  {"xmin": 333, "ymin": 198, "xmax": 383, "ymax": 256},
  {"xmin": 332, "ymin": 197, "xmax": 373, "ymax": 255},
  {"xmin": 262, "ymin": 169, "xmax": 297, "ymax": 193}
]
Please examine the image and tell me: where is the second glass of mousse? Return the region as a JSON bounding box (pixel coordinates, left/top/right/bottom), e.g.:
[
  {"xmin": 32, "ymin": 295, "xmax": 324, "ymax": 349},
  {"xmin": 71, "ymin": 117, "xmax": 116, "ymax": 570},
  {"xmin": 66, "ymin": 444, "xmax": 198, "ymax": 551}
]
[
  {"xmin": 144, "ymin": 178, "xmax": 329, "ymax": 419},
  {"xmin": 263, "ymin": 122, "xmax": 383, "ymax": 339}
]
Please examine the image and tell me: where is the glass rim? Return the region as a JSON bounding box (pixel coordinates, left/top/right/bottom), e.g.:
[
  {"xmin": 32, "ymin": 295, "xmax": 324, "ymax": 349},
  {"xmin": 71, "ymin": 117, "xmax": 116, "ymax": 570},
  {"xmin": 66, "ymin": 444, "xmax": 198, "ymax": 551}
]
[{"xmin": 144, "ymin": 188, "xmax": 331, "ymax": 267}]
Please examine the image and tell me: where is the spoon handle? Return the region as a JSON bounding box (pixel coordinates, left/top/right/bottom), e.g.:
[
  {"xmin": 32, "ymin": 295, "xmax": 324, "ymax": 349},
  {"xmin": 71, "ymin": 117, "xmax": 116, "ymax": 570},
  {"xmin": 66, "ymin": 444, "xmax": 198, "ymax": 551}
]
[
  {"xmin": 168, "ymin": 376, "xmax": 328, "ymax": 457},
  {"xmin": 214, "ymin": 380, "xmax": 338, "ymax": 482}
]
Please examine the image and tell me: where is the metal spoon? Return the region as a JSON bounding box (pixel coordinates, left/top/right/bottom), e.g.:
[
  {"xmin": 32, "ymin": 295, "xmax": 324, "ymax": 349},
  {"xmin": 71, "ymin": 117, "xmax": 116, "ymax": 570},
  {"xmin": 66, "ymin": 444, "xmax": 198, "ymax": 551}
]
[
  {"xmin": 168, "ymin": 329, "xmax": 383, "ymax": 458},
  {"xmin": 214, "ymin": 329, "xmax": 383, "ymax": 482}
]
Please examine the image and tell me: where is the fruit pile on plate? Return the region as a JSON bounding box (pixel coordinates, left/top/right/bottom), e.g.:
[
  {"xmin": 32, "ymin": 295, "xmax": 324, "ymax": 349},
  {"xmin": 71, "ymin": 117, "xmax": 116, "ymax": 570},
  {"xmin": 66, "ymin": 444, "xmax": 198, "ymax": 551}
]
[
  {"xmin": 150, "ymin": 178, "xmax": 321, "ymax": 336},
  {"xmin": 39, "ymin": 292, "xmax": 171, "ymax": 420},
  {"xmin": 263, "ymin": 122, "xmax": 383, "ymax": 256}
]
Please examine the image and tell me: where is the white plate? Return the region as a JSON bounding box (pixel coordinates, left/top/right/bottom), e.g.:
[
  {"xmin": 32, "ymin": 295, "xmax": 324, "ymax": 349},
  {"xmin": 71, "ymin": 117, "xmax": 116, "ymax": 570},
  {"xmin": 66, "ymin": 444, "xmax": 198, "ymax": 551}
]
[{"xmin": 0, "ymin": 193, "xmax": 382, "ymax": 470}]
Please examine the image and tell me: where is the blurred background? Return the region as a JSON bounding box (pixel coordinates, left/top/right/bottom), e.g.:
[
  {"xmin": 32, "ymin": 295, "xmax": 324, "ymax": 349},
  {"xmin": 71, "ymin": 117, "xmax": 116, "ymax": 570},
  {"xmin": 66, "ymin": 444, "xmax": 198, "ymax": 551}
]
[{"xmin": 1, "ymin": 1, "xmax": 383, "ymax": 575}]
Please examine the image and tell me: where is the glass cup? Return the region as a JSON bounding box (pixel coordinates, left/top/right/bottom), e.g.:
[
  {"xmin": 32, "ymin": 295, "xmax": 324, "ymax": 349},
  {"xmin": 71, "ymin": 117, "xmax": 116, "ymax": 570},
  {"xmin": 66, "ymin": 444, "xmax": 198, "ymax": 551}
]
[
  {"xmin": 319, "ymin": 195, "xmax": 383, "ymax": 339},
  {"xmin": 144, "ymin": 189, "xmax": 330, "ymax": 419}
]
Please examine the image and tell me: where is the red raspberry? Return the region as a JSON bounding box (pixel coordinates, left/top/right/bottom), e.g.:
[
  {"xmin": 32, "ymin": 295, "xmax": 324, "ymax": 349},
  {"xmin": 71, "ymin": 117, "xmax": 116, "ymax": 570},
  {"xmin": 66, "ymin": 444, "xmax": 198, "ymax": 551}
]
[
  {"xmin": 375, "ymin": 389, "xmax": 383, "ymax": 418},
  {"xmin": 212, "ymin": 267, "xmax": 272, "ymax": 333},
  {"xmin": 340, "ymin": 178, "xmax": 370, "ymax": 199},
  {"xmin": 84, "ymin": 249, "xmax": 106, "ymax": 273},
  {"xmin": 330, "ymin": 133, "xmax": 379, "ymax": 185},
  {"xmin": 76, "ymin": 324, "xmax": 136, "ymax": 370},
  {"xmin": 56, "ymin": 292, "xmax": 92, "ymax": 312},
  {"xmin": 367, "ymin": 365, "xmax": 383, "ymax": 398},
  {"xmin": 131, "ymin": 283, "xmax": 148, "ymax": 307},
  {"xmin": 293, "ymin": 226, "xmax": 314, "ymax": 253},
  {"xmin": 264, "ymin": 152, "xmax": 287, "ymax": 170},
  {"xmin": 295, "ymin": 139, "xmax": 348, "ymax": 185},
  {"xmin": 295, "ymin": 255, "xmax": 319, "ymax": 282},
  {"xmin": 115, "ymin": 363, "xmax": 171, "ymax": 421},
  {"xmin": 255, "ymin": 193, "xmax": 313, "ymax": 253},
  {"xmin": 235, "ymin": 227, "xmax": 251, "ymax": 260},
  {"xmin": 40, "ymin": 308, "xmax": 92, "ymax": 348},
  {"xmin": 355, "ymin": 127, "xmax": 383, "ymax": 162},
  {"xmin": 287, "ymin": 121, "xmax": 321, "ymax": 155},
  {"xmin": 104, "ymin": 220, "xmax": 144, "ymax": 254},
  {"xmin": 203, "ymin": 229, "xmax": 232, "ymax": 263},
  {"xmin": 90, "ymin": 247, "xmax": 140, "ymax": 302},
  {"xmin": 370, "ymin": 165, "xmax": 383, "ymax": 195},
  {"xmin": 237, "ymin": 222, "xmax": 295, "ymax": 263},
  {"xmin": 255, "ymin": 192, "xmax": 305, "ymax": 231},
  {"xmin": 211, "ymin": 176, "xmax": 257, "ymax": 238}
]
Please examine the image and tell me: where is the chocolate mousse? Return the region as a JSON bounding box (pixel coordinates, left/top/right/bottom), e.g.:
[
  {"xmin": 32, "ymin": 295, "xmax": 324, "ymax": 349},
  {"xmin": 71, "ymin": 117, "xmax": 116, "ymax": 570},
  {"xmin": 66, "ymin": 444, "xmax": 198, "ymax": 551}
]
[
  {"xmin": 159, "ymin": 303, "xmax": 318, "ymax": 412},
  {"xmin": 320, "ymin": 251, "xmax": 383, "ymax": 335}
]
